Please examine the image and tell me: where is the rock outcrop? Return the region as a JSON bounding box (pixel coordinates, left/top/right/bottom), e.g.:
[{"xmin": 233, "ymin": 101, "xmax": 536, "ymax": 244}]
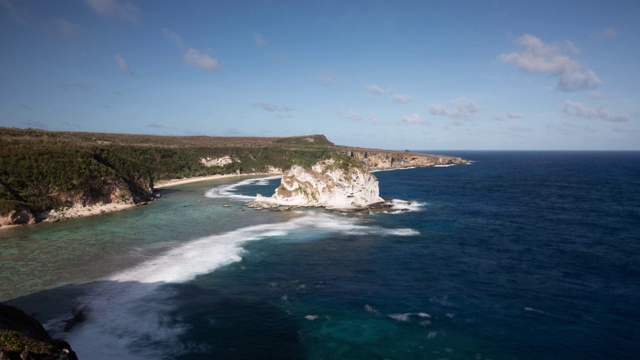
[
  {"xmin": 347, "ymin": 150, "xmax": 467, "ymax": 170},
  {"xmin": 0, "ymin": 303, "xmax": 78, "ymax": 360},
  {"xmin": 247, "ymin": 158, "xmax": 384, "ymax": 211},
  {"xmin": 199, "ymin": 156, "xmax": 239, "ymax": 167},
  {"xmin": 0, "ymin": 209, "xmax": 36, "ymax": 227}
]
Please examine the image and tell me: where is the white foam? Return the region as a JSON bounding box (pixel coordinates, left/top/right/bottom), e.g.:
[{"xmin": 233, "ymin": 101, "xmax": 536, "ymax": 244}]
[
  {"xmin": 61, "ymin": 212, "xmax": 368, "ymax": 360},
  {"xmin": 364, "ymin": 304, "xmax": 380, "ymax": 314},
  {"xmin": 370, "ymin": 166, "xmax": 416, "ymax": 173},
  {"xmin": 204, "ymin": 175, "xmax": 281, "ymax": 200},
  {"xmin": 434, "ymin": 164, "xmax": 456, "ymax": 168},
  {"xmin": 388, "ymin": 312, "xmax": 431, "ymax": 322},
  {"xmin": 305, "ymin": 315, "xmax": 319, "ymax": 321},
  {"xmin": 388, "ymin": 313, "xmax": 411, "ymax": 322},
  {"xmin": 387, "ymin": 199, "xmax": 425, "ymax": 213},
  {"xmin": 386, "ymin": 228, "xmax": 420, "ymax": 236},
  {"xmin": 60, "ymin": 209, "xmax": 421, "ymax": 359},
  {"xmin": 524, "ymin": 307, "xmax": 546, "ymax": 315}
]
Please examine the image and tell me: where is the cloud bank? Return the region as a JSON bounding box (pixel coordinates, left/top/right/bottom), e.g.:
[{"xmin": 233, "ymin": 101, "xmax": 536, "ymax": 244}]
[
  {"xmin": 401, "ymin": 113, "xmax": 427, "ymax": 125},
  {"xmin": 114, "ymin": 54, "xmax": 133, "ymax": 75},
  {"xmin": 499, "ymin": 34, "xmax": 601, "ymax": 92},
  {"xmin": 429, "ymin": 97, "xmax": 479, "ymax": 119},
  {"xmin": 184, "ymin": 48, "xmax": 219, "ymax": 71},
  {"xmin": 365, "ymin": 84, "xmax": 384, "ymax": 95},
  {"xmin": 337, "ymin": 110, "xmax": 362, "ymax": 121},
  {"xmin": 390, "ymin": 93, "xmax": 412, "ymax": 104},
  {"xmin": 164, "ymin": 29, "xmax": 220, "ymax": 71},
  {"xmin": 82, "ymin": 0, "xmax": 139, "ymax": 22},
  {"xmin": 562, "ymin": 100, "xmax": 629, "ymax": 122}
]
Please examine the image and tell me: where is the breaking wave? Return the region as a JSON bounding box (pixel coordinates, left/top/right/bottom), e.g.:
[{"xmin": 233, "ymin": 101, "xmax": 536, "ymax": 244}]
[
  {"xmin": 59, "ymin": 211, "xmax": 417, "ymax": 359},
  {"xmin": 204, "ymin": 175, "xmax": 281, "ymax": 200}
]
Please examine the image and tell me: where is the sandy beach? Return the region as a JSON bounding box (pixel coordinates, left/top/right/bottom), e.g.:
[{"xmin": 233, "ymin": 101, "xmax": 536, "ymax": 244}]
[{"xmin": 154, "ymin": 172, "xmax": 281, "ymax": 189}]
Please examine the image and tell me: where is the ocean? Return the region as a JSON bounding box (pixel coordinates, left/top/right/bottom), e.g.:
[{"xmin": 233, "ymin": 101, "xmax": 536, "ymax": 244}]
[{"xmin": 1, "ymin": 151, "xmax": 639, "ymax": 359}]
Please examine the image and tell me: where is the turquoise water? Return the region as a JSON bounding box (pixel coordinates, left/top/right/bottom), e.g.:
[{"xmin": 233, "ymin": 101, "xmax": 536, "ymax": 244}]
[{"xmin": 2, "ymin": 153, "xmax": 639, "ymax": 359}]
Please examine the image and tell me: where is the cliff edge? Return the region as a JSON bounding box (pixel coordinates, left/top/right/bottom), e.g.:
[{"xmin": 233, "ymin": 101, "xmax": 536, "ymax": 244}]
[{"xmin": 247, "ymin": 158, "xmax": 384, "ymax": 211}]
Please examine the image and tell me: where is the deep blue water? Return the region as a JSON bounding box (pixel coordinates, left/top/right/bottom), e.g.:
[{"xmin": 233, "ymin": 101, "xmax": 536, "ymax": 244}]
[{"xmin": 3, "ymin": 151, "xmax": 639, "ymax": 359}]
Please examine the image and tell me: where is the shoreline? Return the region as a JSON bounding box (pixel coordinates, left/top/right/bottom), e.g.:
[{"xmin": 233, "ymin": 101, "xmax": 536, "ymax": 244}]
[
  {"xmin": 1, "ymin": 164, "xmax": 456, "ymax": 230},
  {"xmin": 0, "ymin": 172, "xmax": 281, "ymax": 230},
  {"xmin": 154, "ymin": 172, "xmax": 282, "ymax": 189}
]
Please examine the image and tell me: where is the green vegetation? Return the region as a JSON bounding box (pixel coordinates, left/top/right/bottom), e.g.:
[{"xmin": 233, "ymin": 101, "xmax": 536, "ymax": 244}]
[
  {"xmin": 0, "ymin": 331, "xmax": 51, "ymax": 354},
  {"xmin": 0, "ymin": 128, "xmax": 346, "ymax": 217}
]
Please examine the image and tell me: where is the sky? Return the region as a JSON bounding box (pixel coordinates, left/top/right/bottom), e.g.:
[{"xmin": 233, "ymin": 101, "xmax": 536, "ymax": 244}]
[{"xmin": 1, "ymin": 0, "xmax": 639, "ymax": 150}]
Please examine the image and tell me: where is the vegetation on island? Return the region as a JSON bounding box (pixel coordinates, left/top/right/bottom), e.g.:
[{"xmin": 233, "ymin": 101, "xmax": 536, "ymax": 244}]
[
  {"xmin": 0, "ymin": 128, "xmax": 342, "ymax": 219},
  {"xmin": 1, "ymin": 127, "xmax": 466, "ymax": 223}
]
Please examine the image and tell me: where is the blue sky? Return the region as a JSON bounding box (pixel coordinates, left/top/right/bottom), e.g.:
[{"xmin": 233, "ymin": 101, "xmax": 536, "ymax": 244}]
[{"xmin": 1, "ymin": 0, "xmax": 638, "ymax": 150}]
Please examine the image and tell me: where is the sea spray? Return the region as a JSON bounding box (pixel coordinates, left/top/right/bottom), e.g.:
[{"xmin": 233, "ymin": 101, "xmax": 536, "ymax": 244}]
[
  {"xmin": 60, "ymin": 210, "xmax": 420, "ymax": 359},
  {"xmin": 204, "ymin": 176, "xmax": 281, "ymax": 200}
]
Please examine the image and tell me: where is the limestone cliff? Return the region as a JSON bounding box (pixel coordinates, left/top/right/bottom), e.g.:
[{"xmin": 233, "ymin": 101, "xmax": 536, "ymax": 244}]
[
  {"xmin": 247, "ymin": 158, "xmax": 384, "ymax": 210},
  {"xmin": 346, "ymin": 150, "xmax": 467, "ymax": 170}
]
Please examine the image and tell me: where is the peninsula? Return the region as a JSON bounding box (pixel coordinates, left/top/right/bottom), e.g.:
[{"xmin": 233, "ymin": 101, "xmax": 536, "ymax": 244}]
[{"xmin": 0, "ymin": 127, "xmax": 466, "ymax": 226}]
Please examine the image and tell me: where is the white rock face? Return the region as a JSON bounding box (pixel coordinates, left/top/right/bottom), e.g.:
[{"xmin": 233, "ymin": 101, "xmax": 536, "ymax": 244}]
[
  {"xmin": 200, "ymin": 156, "xmax": 238, "ymax": 167},
  {"xmin": 249, "ymin": 159, "xmax": 384, "ymax": 210}
]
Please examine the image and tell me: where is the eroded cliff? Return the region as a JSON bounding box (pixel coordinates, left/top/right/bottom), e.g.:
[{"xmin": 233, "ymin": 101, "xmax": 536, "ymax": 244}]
[
  {"xmin": 346, "ymin": 150, "xmax": 467, "ymax": 170},
  {"xmin": 247, "ymin": 158, "xmax": 384, "ymax": 210}
]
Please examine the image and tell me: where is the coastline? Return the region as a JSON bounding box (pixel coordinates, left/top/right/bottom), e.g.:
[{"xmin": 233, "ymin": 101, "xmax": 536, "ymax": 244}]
[
  {"xmin": 154, "ymin": 172, "xmax": 281, "ymax": 189},
  {"xmin": 0, "ymin": 172, "xmax": 281, "ymax": 230},
  {"xmin": 2, "ymin": 161, "xmax": 463, "ymax": 230}
]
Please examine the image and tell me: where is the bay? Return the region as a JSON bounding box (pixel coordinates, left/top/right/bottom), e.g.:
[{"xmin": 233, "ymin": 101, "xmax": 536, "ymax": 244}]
[{"xmin": 1, "ymin": 152, "xmax": 639, "ymax": 359}]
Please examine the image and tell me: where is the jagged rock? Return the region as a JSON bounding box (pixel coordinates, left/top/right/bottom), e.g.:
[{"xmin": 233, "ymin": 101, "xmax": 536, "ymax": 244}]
[
  {"xmin": 0, "ymin": 304, "xmax": 78, "ymax": 360},
  {"xmin": 247, "ymin": 158, "xmax": 384, "ymax": 211}
]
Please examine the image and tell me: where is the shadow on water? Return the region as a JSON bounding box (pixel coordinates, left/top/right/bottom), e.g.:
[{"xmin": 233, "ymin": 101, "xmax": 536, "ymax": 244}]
[{"xmin": 3, "ymin": 280, "xmax": 306, "ymax": 360}]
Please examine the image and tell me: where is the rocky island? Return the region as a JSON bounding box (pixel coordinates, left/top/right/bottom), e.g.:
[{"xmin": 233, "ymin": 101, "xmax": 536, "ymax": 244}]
[
  {"xmin": 0, "ymin": 128, "xmax": 466, "ymax": 226},
  {"xmin": 247, "ymin": 158, "xmax": 385, "ymax": 212},
  {"xmin": 246, "ymin": 152, "xmax": 467, "ymax": 213}
]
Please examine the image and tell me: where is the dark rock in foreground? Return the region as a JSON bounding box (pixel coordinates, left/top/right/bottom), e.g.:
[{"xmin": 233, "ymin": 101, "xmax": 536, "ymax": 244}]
[{"xmin": 0, "ymin": 304, "xmax": 78, "ymax": 360}]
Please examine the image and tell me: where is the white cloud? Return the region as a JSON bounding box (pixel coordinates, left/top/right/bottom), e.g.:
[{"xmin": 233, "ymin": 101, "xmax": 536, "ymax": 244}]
[
  {"xmin": 588, "ymin": 91, "xmax": 617, "ymax": 100},
  {"xmin": 54, "ymin": 18, "xmax": 80, "ymax": 37},
  {"xmin": 0, "ymin": 0, "xmax": 27, "ymax": 24},
  {"xmin": 601, "ymin": 28, "xmax": 617, "ymax": 39},
  {"xmin": 114, "ymin": 54, "xmax": 133, "ymax": 75},
  {"xmin": 548, "ymin": 122, "xmax": 596, "ymax": 135},
  {"xmin": 370, "ymin": 112, "xmax": 382, "ymax": 124},
  {"xmin": 163, "ymin": 28, "xmax": 184, "ymax": 49},
  {"xmin": 254, "ymin": 102, "xmax": 293, "ymax": 113},
  {"xmin": 365, "ymin": 84, "xmax": 384, "ymax": 95},
  {"xmin": 163, "ymin": 29, "xmax": 220, "ymax": 72},
  {"xmin": 401, "ymin": 113, "xmax": 428, "ymax": 125},
  {"xmin": 390, "ymin": 93, "xmax": 413, "ymax": 104},
  {"xmin": 499, "ymin": 34, "xmax": 601, "ymax": 92},
  {"xmin": 337, "ymin": 110, "xmax": 362, "ymax": 121},
  {"xmin": 429, "ymin": 97, "xmax": 479, "ymax": 119},
  {"xmin": 184, "ymin": 48, "xmax": 219, "ymax": 71},
  {"xmin": 253, "ymin": 102, "xmax": 293, "ymax": 119},
  {"xmin": 254, "ymin": 33, "xmax": 268, "ymax": 47},
  {"xmin": 315, "ymin": 70, "xmax": 340, "ymax": 86},
  {"xmin": 562, "ymin": 100, "xmax": 630, "ymax": 122},
  {"xmin": 506, "ymin": 112, "xmax": 525, "ymax": 119},
  {"xmin": 509, "ymin": 126, "xmax": 534, "ymax": 133},
  {"xmin": 564, "ymin": 40, "xmax": 580, "ymax": 55},
  {"xmin": 82, "ymin": 0, "xmax": 139, "ymax": 22}
]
